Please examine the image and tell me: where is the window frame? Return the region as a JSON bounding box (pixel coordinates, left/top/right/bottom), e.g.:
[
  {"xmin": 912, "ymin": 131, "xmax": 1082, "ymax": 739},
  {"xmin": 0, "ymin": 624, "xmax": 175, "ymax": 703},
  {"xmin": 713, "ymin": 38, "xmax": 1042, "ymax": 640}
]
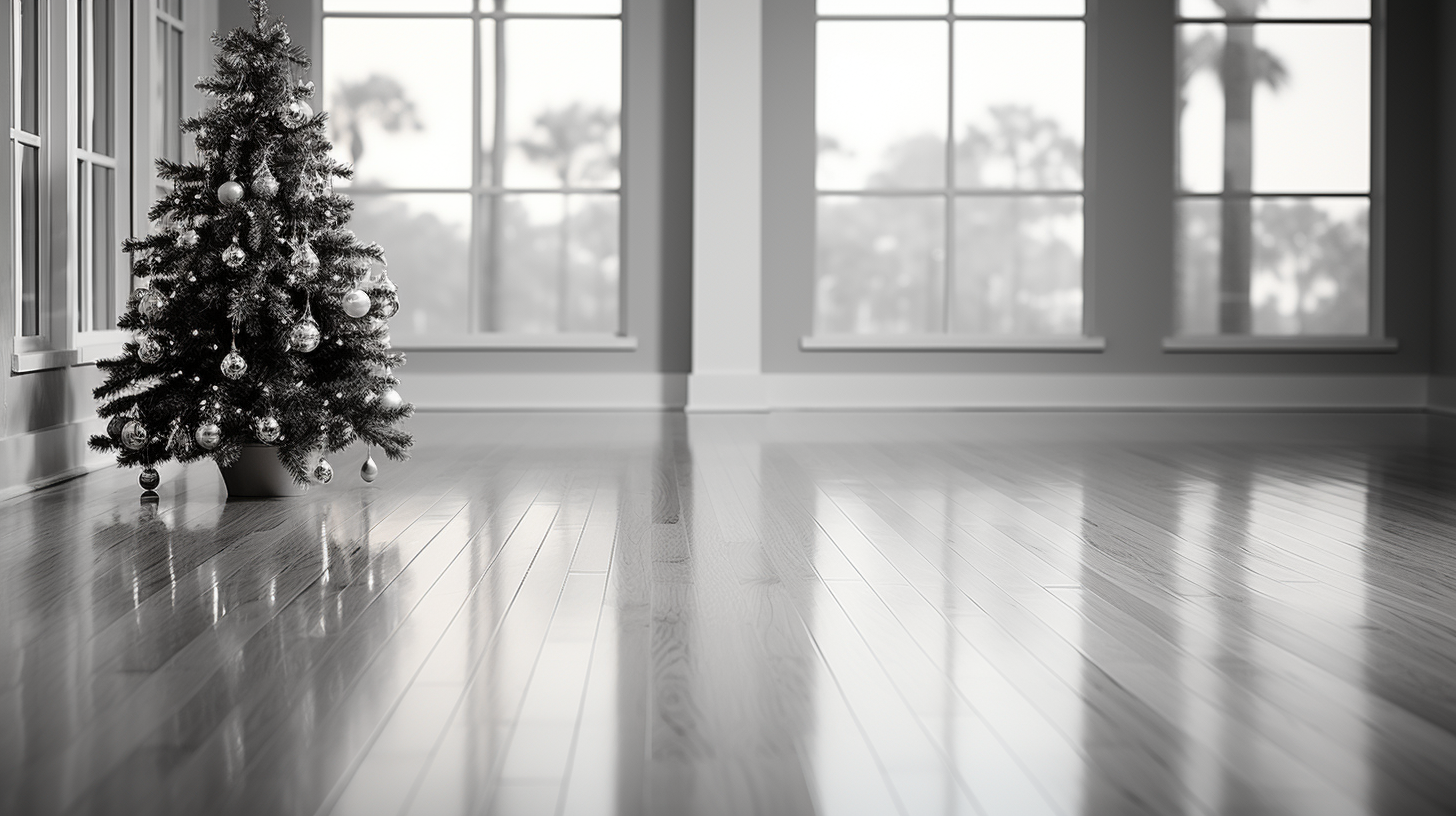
[
  {"xmin": 320, "ymin": 0, "xmax": 632, "ymax": 349},
  {"xmin": 804, "ymin": 1, "xmax": 1103, "ymax": 350},
  {"xmin": 11, "ymin": 0, "xmax": 52, "ymax": 358},
  {"xmin": 1167, "ymin": 0, "xmax": 1390, "ymax": 352}
]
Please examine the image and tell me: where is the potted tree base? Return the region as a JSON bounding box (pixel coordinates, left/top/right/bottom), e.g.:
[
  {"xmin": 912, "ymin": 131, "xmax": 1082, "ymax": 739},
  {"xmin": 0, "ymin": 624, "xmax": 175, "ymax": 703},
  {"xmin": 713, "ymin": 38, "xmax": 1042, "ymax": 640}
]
[{"xmin": 218, "ymin": 444, "xmax": 309, "ymax": 498}]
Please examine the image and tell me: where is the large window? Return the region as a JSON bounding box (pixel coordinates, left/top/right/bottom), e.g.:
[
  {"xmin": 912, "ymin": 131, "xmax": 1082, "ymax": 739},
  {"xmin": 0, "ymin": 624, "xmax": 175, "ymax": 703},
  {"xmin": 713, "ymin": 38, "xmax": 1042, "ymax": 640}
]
[
  {"xmin": 322, "ymin": 0, "xmax": 623, "ymax": 342},
  {"xmin": 77, "ymin": 0, "xmax": 122, "ymax": 335},
  {"xmin": 813, "ymin": 0, "xmax": 1087, "ymax": 339},
  {"xmin": 1175, "ymin": 0, "xmax": 1376, "ymax": 338},
  {"xmin": 11, "ymin": 0, "xmax": 45, "ymax": 344}
]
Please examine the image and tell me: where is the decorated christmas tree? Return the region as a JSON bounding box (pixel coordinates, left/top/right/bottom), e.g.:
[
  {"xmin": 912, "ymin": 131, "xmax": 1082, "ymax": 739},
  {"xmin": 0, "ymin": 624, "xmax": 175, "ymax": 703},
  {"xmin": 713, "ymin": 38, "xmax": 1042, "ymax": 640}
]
[{"xmin": 91, "ymin": 0, "xmax": 411, "ymax": 493}]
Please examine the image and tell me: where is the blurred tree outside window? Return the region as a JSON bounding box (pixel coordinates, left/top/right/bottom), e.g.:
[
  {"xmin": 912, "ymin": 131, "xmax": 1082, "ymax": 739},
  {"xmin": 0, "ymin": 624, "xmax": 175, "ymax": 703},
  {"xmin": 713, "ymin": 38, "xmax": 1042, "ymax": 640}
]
[
  {"xmin": 322, "ymin": 0, "xmax": 622, "ymax": 339},
  {"xmin": 1175, "ymin": 0, "xmax": 1374, "ymax": 337},
  {"xmin": 814, "ymin": 1, "xmax": 1087, "ymax": 338}
]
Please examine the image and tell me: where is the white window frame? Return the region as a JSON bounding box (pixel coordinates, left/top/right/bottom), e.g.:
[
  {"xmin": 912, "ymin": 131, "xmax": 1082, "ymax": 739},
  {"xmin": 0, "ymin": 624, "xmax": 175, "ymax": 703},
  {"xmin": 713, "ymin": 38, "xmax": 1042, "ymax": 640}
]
[
  {"xmin": 1166, "ymin": 1, "xmax": 1392, "ymax": 354},
  {"xmin": 320, "ymin": 0, "xmax": 634, "ymax": 350},
  {"xmin": 803, "ymin": 1, "xmax": 1104, "ymax": 353},
  {"xmin": 10, "ymin": 0, "xmax": 53, "ymax": 361}
]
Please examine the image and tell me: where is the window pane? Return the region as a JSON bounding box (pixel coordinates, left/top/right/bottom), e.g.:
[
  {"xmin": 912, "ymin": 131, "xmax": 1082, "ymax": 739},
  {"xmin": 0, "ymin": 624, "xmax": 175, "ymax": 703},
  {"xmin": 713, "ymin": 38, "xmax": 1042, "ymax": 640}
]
[
  {"xmin": 77, "ymin": 0, "xmax": 87, "ymax": 147},
  {"xmin": 1178, "ymin": 23, "xmax": 1368, "ymax": 194},
  {"xmin": 952, "ymin": 195, "xmax": 1082, "ymax": 335},
  {"xmin": 506, "ymin": 0, "xmax": 623, "ymax": 12},
  {"xmin": 479, "ymin": 20, "xmax": 497, "ymax": 186},
  {"xmin": 325, "ymin": 19, "xmax": 472, "ymax": 189},
  {"xmin": 816, "ymin": 196, "xmax": 946, "ymax": 334},
  {"xmin": 502, "ymin": 20, "xmax": 621, "ymax": 189},
  {"xmin": 323, "ymin": 1, "xmax": 471, "ymax": 11},
  {"xmin": 93, "ymin": 0, "xmax": 115, "ymax": 155},
  {"xmin": 1176, "ymin": 196, "xmax": 1368, "ymax": 335},
  {"xmin": 20, "ymin": 146, "xmax": 42, "ymax": 337},
  {"xmin": 91, "ymin": 165, "xmax": 117, "ymax": 331},
  {"xmin": 818, "ymin": 0, "xmax": 946, "ymax": 14},
  {"xmin": 158, "ymin": 0, "xmax": 183, "ymax": 18},
  {"xmin": 19, "ymin": 0, "xmax": 40, "ymax": 133},
  {"xmin": 954, "ymin": 21, "xmax": 1083, "ymax": 190},
  {"xmin": 492, "ymin": 193, "xmax": 620, "ymax": 333},
  {"xmin": 817, "ymin": 22, "xmax": 947, "ymax": 190},
  {"xmin": 152, "ymin": 22, "xmax": 183, "ymax": 164},
  {"xmin": 955, "ymin": 0, "xmax": 1084, "ymax": 15},
  {"xmin": 1178, "ymin": 0, "xmax": 1369, "ymax": 19},
  {"xmin": 348, "ymin": 194, "xmax": 472, "ymax": 336}
]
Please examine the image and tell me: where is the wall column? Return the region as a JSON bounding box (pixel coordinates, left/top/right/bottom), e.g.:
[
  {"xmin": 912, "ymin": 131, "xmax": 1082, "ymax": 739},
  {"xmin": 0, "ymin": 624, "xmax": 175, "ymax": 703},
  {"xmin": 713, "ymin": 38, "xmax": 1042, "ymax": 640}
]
[{"xmin": 687, "ymin": 0, "xmax": 765, "ymax": 412}]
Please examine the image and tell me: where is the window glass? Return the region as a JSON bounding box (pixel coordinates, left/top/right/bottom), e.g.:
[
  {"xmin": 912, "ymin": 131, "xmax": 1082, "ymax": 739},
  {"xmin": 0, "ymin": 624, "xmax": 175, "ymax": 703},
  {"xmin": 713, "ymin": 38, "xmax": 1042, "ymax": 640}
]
[
  {"xmin": 158, "ymin": 0, "xmax": 183, "ymax": 18},
  {"xmin": 955, "ymin": 0, "xmax": 1084, "ymax": 14},
  {"xmin": 954, "ymin": 196, "xmax": 1082, "ymax": 334},
  {"xmin": 816, "ymin": 196, "xmax": 946, "ymax": 335},
  {"xmin": 1178, "ymin": 0, "xmax": 1369, "ymax": 19},
  {"xmin": 20, "ymin": 146, "xmax": 42, "ymax": 337},
  {"xmin": 818, "ymin": 0, "xmax": 946, "ymax": 15},
  {"xmin": 152, "ymin": 20, "xmax": 183, "ymax": 164},
  {"xmin": 348, "ymin": 194, "xmax": 472, "ymax": 336},
  {"xmin": 90, "ymin": 165, "xmax": 118, "ymax": 331},
  {"xmin": 495, "ymin": 193, "xmax": 620, "ymax": 333},
  {"xmin": 92, "ymin": 0, "xmax": 115, "ymax": 155},
  {"xmin": 19, "ymin": 0, "xmax": 40, "ymax": 133},
  {"xmin": 506, "ymin": 0, "xmax": 623, "ymax": 12}
]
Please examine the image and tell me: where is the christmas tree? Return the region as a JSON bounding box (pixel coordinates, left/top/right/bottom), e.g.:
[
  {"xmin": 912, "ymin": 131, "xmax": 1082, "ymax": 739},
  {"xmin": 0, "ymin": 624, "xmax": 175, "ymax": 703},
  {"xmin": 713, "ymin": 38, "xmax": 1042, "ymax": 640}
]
[{"xmin": 91, "ymin": 0, "xmax": 411, "ymax": 493}]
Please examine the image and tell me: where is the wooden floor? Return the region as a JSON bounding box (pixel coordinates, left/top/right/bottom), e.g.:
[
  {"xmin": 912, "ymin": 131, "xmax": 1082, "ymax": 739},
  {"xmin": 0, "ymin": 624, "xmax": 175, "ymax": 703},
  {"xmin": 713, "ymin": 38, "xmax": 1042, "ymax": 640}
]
[{"xmin": 3, "ymin": 411, "xmax": 1456, "ymax": 816}]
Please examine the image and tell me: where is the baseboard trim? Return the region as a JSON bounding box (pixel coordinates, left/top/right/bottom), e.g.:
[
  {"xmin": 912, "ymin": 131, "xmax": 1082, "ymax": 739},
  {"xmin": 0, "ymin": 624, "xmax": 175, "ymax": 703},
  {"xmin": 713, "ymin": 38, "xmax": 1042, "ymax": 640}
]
[
  {"xmin": 403, "ymin": 372, "xmax": 688, "ymax": 411},
  {"xmin": 1430, "ymin": 376, "xmax": 1456, "ymax": 416},
  {"xmin": 0, "ymin": 417, "xmax": 113, "ymax": 503}
]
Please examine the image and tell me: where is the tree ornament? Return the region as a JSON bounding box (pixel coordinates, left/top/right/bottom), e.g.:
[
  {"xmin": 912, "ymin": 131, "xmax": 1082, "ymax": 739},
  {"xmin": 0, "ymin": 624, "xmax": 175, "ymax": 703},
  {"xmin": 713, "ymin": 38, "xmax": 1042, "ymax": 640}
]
[
  {"xmin": 313, "ymin": 458, "xmax": 334, "ymax": 484},
  {"xmin": 222, "ymin": 239, "xmax": 247, "ymax": 268},
  {"xmin": 218, "ymin": 180, "xmax": 245, "ymax": 205},
  {"xmin": 177, "ymin": 229, "xmax": 200, "ymax": 249},
  {"xmin": 380, "ymin": 388, "xmax": 403, "ymax": 410},
  {"xmin": 374, "ymin": 269, "xmax": 397, "ymax": 296},
  {"xmin": 195, "ymin": 422, "xmax": 222, "ymax": 450},
  {"xmin": 121, "ymin": 420, "xmax": 148, "ymax": 450},
  {"xmin": 290, "ymin": 301, "xmax": 321, "ymax": 353},
  {"xmin": 252, "ymin": 160, "xmax": 279, "ymax": 199},
  {"xmin": 254, "ymin": 416, "xmax": 281, "ymax": 444},
  {"xmin": 281, "ymin": 99, "xmax": 312, "ymax": 128},
  {"xmin": 137, "ymin": 336, "xmax": 164, "ymax": 364},
  {"xmin": 139, "ymin": 468, "xmax": 161, "ymax": 491},
  {"xmin": 137, "ymin": 288, "xmax": 165, "ymax": 318},
  {"xmin": 376, "ymin": 293, "xmax": 399, "ymax": 319},
  {"xmin": 342, "ymin": 289, "xmax": 371, "ymax": 318},
  {"xmin": 291, "ymin": 239, "xmax": 319, "ymax": 276},
  {"xmin": 221, "ymin": 338, "xmax": 248, "ymax": 380},
  {"xmin": 108, "ymin": 416, "xmax": 128, "ymax": 439},
  {"xmin": 360, "ymin": 452, "xmax": 378, "ymax": 483}
]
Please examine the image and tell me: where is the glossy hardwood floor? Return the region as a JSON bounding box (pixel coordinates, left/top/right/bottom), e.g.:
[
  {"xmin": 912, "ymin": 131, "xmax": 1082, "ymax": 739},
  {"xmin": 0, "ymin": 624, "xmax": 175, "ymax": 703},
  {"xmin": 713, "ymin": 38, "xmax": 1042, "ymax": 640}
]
[{"xmin": 4, "ymin": 411, "xmax": 1456, "ymax": 816}]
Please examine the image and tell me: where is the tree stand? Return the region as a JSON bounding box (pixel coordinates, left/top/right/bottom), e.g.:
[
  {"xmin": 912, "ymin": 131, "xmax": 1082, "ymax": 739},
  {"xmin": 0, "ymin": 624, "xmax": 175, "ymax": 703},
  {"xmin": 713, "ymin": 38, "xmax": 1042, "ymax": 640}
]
[{"xmin": 219, "ymin": 444, "xmax": 308, "ymax": 498}]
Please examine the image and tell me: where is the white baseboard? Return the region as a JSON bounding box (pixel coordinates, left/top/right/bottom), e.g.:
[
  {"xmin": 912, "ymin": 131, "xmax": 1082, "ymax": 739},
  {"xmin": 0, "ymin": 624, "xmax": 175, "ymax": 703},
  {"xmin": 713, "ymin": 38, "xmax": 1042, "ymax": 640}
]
[
  {"xmin": 403, "ymin": 372, "xmax": 688, "ymax": 411},
  {"xmin": 1430, "ymin": 376, "xmax": 1456, "ymax": 416},
  {"xmin": 685, "ymin": 373, "xmax": 769, "ymax": 412},
  {"xmin": 761, "ymin": 373, "xmax": 1429, "ymax": 411},
  {"xmin": 0, "ymin": 417, "xmax": 113, "ymax": 503}
]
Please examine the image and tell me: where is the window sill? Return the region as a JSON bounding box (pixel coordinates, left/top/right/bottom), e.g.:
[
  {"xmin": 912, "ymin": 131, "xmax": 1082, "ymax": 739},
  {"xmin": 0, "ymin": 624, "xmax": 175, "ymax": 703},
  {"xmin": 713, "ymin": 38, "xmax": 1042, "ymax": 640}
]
[
  {"xmin": 800, "ymin": 334, "xmax": 1106, "ymax": 352},
  {"xmin": 392, "ymin": 334, "xmax": 639, "ymax": 351},
  {"xmin": 75, "ymin": 341, "xmax": 125, "ymax": 365},
  {"xmin": 12, "ymin": 349, "xmax": 78, "ymax": 373},
  {"xmin": 1163, "ymin": 335, "xmax": 1399, "ymax": 353}
]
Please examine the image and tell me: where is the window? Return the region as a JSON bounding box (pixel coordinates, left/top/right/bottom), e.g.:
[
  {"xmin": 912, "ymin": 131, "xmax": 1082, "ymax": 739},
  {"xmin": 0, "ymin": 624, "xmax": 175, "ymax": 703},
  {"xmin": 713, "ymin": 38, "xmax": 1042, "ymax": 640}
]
[
  {"xmin": 1175, "ymin": 0, "xmax": 1376, "ymax": 338},
  {"xmin": 11, "ymin": 0, "xmax": 45, "ymax": 345},
  {"xmin": 77, "ymin": 0, "xmax": 121, "ymax": 335},
  {"xmin": 322, "ymin": 0, "xmax": 624, "ymax": 341},
  {"xmin": 812, "ymin": 0, "xmax": 1087, "ymax": 339},
  {"xmin": 151, "ymin": 0, "xmax": 185, "ymax": 201}
]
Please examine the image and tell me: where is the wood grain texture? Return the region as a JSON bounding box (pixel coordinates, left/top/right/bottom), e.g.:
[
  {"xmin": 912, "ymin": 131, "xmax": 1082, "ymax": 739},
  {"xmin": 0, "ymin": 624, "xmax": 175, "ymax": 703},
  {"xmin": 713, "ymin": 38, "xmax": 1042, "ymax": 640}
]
[{"xmin": 2, "ymin": 412, "xmax": 1456, "ymax": 815}]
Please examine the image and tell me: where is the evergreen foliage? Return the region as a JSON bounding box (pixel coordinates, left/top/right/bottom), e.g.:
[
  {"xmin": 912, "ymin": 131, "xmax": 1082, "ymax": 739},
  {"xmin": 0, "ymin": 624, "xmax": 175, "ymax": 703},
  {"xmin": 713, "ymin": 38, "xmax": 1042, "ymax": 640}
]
[{"xmin": 91, "ymin": 0, "xmax": 412, "ymax": 486}]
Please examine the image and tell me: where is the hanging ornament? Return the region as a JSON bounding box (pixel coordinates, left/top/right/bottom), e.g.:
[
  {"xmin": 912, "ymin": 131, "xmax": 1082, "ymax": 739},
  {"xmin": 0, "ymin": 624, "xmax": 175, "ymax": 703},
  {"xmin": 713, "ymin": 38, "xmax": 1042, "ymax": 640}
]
[
  {"xmin": 107, "ymin": 416, "xmax": 128, "ymax": 439},
  {"xmin": 281, "ymin": 99, "xmax": 313, "ymax": 129},
  {"xmin": 375, "ymin": 292, "xmax": 400, "ymax": 319},
  {"xmin": 313, "ymin": 458, "xmax": 334, "ymax": 484},
  {"xmin": 195, "ymin": 422, "xmax": 222, "ymax": 450},
  {"xmin": 139, "ymin": 468, "xmax": 161, "ymax": 491},
  {"xmin": 380, "ymin": 388, "xmax": 403, "ymax": 410},
  {"xmin": 121, "ymin": 420, "xmax": 148, "ymax": 450},
  {"xmin": 137, "ymin": 288, "xmax": 165, "ymax": 318},
  {"xmin": 217, "ymin": 180, "xmax": 245, "ymax": 205},
  {"xmin": 221, "ymin": 337, "xmax": 248, "ymax": 380},
  {"xmin": 375, "ymin": 269, "xmax": 397, "ymax": 296},
  {"xmin": 177, "ymin": 229, "xmax": 200, "ymax": 249},
  {"xmin": 291, "ymin": 239, "xmax": 319, "ymax": 277},
  {"xmin": 137, "ymin": 336, "xmax": 164, "ymax": 364},
  {"xmin": 167, "ymin": 423, "xmax": 191, "ymax": 456},
  {"xmin": 342, "ymin": 289, "xmax": 371, "ymax": 318},
  {"xmin": 252, "ymin": 160, "xmax": 279, "ymax": 199},
  {"xmin": 222, "ymin": 238, "xmax": 247, "ymax": 268},
  {"xmin": 290, "ymin": 300, "xmax": 321, "ymax": 353},
  {"xmin": 254, "ymin": 416, "xmax": 281, "ymax": 444},
  {"xmin": 360, "ymin": 452, "xmax": 379, "ymax": 483}
]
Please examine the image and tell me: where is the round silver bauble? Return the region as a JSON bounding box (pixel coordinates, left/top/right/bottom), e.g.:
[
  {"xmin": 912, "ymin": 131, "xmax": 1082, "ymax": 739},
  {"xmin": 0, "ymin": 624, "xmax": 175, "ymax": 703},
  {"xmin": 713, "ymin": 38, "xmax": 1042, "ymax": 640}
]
[
  {"xmin": 195, "ymin": 422, "xmax": 222, "ymax": 450},
  {"xmin": 222, "ymin": 243, "xmax": 246, "ymax": 268},
  {"xmin": 254, "ymin": 416, "xmax": 281, "ymax": 444},
  {"xmin": 139, "ymin": 467, "xmax": 161, "ymax": 491},
  {"xmin": 137, "ymin": 289, "xmax": 164, "ymax": 318},
  {"xmin": 313, "ymin": 458, "xmax": 334, "ymax": 484},
  {"xmin": 360, "ymin": 454, "xmax": 379, "ymax": 483},
  {"xmin": 377, "ymin": 296, "xmax": 399, "ymax": 319},
  {"xmin": 108, "ymin": 416, "xmax": 128, "ymax": 439},
  {"xmin": 221, "ymin": 349, "xmax": 248, "ymax": 380},
  {"xmin": 252, "ymin": 167, "xmax": 279, "ymax": 199},
  {"xmin": 121, "ymin": 420, "xmax": 148, "ymax": 450},
  {"xmin": 137, "ymin": 336, "xmax": 164, "ymax": 364},
  {"xmin": 380, "ymin": 388, "xmax": 403, "ymax": 410},
  {"xmin": 217, "ymin": 180, "xmax": 245, "ymax": 205},
  {"xmin": 342, "ymin": 289, "xmax": 371, "ymax": 318},
  {"xmin": 290, "ymin": 319, "xmax": 321, "ymax": 353}
]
